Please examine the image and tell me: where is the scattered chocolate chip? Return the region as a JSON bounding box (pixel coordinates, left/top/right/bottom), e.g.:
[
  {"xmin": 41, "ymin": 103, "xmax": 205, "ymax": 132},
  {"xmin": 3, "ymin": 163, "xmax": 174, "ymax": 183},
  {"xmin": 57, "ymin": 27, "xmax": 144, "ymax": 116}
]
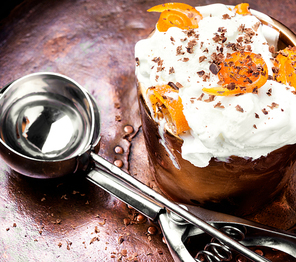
[
  {"xmin": 253, "ymin": 124, "xmax": 257, "ymax": 129},
  {"xmin": 114, "ymin": 146, "xmax": 124, "ymax": 154},
  {"xmin": 147, "ymin": 226, "xmax": 158, "ymax": 235},
  {"xmin": 255, "ymin": 113, "xmax": 259, "ymax": 118},
  {"xmin": 136, "ymin": 214, "xmax": 146, "ymax": 223},
  {"xmin": 262, "ymin": 108, "xmax": 268, "ymax": 115},
  {"xmin": 124, "ymin": 125, "xmax": 134, "ymax": 134},
  {"xmin": 114, "ymin": 159, "xmax": 123, "ymax": 168}
]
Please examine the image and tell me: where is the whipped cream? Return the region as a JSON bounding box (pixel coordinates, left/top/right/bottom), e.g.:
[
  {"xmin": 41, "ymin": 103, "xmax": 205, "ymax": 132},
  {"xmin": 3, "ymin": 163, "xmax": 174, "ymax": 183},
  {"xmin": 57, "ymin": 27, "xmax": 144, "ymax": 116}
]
[{"xmin": 135, "ymin": 4, "xmax": 296, "ymax": 167}]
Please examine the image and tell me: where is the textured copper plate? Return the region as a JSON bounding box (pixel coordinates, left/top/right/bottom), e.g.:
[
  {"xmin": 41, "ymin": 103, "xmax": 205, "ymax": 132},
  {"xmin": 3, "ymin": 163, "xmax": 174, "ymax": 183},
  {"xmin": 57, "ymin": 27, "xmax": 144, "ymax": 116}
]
[{"xmin": 0, "ymin": 0, "xmax": 296, "ymax": 261}]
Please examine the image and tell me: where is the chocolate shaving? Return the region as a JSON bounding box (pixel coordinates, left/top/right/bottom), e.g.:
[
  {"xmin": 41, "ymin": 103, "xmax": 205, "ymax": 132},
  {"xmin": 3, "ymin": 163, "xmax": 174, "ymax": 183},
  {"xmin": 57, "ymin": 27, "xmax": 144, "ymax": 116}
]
[
  {"xmin": 262, "ymin": 108, "xmax": 268, "ymax": 115},
  {"xmin": 255, "ymin": 113, "xmax": 259, "ymax": 118},
  {"xmin": 222, "ymin": 14, "xmax": 231, "ymax": 19},
  {"xmin": 197, "ymin": 70, "xmax": 205, "ymax": 77},
  {"xmin": 199, "ymin": 56, "xmax": 207, "ymax": 63},
  {"xmin": 197, "ymin": 93, "xmax": 204, "ymax": 101},
  {"xmin": 186, "ymin": 39, "xmax": 197, "ymax": 53},
  {"xmin": 252, "ymin": 22, "xmax": 261, "ymax": 32},
  {"xmin": 235, "ymin": 105, "xmax": 244, "ymax": 112},
  {"xmin": 266, "ymin": 88, "xmax": 272, "ymax": 96},
  {"xmin": 168, "ymin": 82, "xmax": 179, "ymax": 90},
  {"xmin": 204, "ymin": 95, "xmax": 215, "ymax": 102},
  {"xmin": 267, "ymin": 102, "xmax": 279, "ymax": 109},
  {"xmin": 169, "ymin": 67, "xmax": 175, "ymax": 74},
  {"xmin": 202, "ymin": 73, "xmax": 210, "ymax": 82},
  {"xmin": 269, "ymin": 45, "xmax": 275, "ymax": 54},
  {"xmin": 175, "ymin": 82, "xmax": 183, "ymax": 89},
  {"xmin": 176, "ymin": 46, "xmax": 185, "ymax": 55},
  {"xmin": 214, "ymin": 101, "xmax": 225, "ymax": 109}
]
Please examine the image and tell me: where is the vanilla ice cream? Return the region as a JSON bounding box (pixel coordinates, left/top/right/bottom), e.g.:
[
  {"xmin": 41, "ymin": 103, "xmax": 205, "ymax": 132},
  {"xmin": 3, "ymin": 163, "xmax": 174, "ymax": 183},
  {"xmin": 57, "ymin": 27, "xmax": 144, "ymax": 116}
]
[{"xmin": 135, "ymin": 3, "xmax": 296, "ymax": 168}]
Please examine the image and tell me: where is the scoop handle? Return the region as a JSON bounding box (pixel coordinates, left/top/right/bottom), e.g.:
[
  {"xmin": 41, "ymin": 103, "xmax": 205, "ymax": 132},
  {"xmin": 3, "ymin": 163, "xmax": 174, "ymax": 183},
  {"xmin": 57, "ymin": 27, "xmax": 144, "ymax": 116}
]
[
  {"xmin": 86, "ymin": 168, "xmax": 163, "ymax": 221},
  {"xmin": 89, "ymin": 152, "xmax": 270, "ymax": 262}
]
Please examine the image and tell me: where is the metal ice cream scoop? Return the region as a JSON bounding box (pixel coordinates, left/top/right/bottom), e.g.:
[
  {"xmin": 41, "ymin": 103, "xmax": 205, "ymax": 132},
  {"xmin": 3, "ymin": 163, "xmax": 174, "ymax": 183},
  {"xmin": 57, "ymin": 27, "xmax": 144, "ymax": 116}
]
[{"xmin": 0, "ymin": 72, "xmax": 294, "ymax": 262}]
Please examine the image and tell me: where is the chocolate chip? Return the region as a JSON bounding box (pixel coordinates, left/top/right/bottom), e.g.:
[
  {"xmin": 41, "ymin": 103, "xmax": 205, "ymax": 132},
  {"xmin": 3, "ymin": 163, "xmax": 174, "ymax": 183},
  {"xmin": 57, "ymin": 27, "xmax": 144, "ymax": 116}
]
[
  {"xmin": 114, "ymin": 146, "xmax": 124, "ymax": 154},
  {"xmin": 136, "ymin": 214, "xmax": 146, "ymax": 223},
  {"xmin": 114, "ymin": 159, "xmax": 123, "ymax": 168},
  {"xmin": 147, "ymin": 226, "xmax": 158, "ymax": 235},
  {"xmin": 124, "ymin": 125, "xmax": 134, "ymax": 134}
]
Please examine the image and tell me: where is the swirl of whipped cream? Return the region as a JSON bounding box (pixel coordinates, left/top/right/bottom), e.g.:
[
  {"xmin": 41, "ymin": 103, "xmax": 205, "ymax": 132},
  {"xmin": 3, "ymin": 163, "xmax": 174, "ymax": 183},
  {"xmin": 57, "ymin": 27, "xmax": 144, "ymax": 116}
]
[{"xmin": 135, "ymin": 4, "xmax": 296, "ymax": 167}]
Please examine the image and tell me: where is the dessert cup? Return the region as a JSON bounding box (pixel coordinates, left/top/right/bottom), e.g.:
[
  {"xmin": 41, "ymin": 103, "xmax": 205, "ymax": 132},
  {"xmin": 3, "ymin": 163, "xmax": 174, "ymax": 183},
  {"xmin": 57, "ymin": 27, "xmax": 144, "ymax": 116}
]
[{"xmin": 138, "ymin": 10, "xmax": 296, "ymax": 216}]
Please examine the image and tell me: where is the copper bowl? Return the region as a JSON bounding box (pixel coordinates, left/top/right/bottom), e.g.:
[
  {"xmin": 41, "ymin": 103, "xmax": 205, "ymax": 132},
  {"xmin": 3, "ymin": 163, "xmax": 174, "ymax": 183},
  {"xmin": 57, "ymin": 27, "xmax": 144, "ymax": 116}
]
[{"xmin": 138, "ymin": 11, "xmax": 296, "ymax": 216}]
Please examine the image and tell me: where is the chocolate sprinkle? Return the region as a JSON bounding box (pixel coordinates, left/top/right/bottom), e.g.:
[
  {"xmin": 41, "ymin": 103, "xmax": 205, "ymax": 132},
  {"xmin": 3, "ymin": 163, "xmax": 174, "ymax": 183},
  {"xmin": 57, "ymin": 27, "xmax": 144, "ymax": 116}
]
[{"xmin": 168, "ymin": 82, "xmax": 179, "ymax": 90}]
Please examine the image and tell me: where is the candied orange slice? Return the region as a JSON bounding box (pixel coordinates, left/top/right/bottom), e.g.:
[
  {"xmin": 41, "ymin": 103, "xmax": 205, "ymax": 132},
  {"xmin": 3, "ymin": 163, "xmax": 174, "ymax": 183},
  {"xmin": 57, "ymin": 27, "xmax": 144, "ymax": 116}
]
[
  {"xmin": 148, "ymin": 3, "xmax": 202, "ymax": 32},
  {"xmin": 147, "ymin": 84, "xmax": 189, "ymax": 134},
  {"xmin": 273, "ymin": 47, "xmax": 296, "ymax": 89},
  {"xmin": 233, "ymin": 3, "xmax": 251, "ymax": 15},
  {"xmin": 203, "ymin": 51, "xmax": 268, "ymax": 96}
]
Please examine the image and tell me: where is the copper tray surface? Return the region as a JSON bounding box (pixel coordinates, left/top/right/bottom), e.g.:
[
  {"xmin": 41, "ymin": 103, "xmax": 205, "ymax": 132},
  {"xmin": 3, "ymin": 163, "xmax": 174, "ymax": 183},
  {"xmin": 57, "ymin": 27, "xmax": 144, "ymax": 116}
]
[{"xmin": 1, "ymin": 0, "xmax": 296, "ymax": 261}]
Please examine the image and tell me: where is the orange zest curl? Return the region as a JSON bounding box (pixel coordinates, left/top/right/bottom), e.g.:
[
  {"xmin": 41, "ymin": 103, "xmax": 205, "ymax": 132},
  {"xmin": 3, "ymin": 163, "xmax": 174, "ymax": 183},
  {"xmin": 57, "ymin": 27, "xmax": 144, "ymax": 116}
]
[
  {"xmin": 147, "ymin": 84, "xmax": 190, "ymax": 135},
  {"xmin": 148, "ymin": 3, "xmax": 203, "ymax": 32},
  {"xmin": 233, "ymin": 3, "xmax": 251, "ymax": 15},
  {"xmin": 203, "ymin": 51, "xmax": 268, "ymax": 96},
  {"xmin": 273, "ymin": 46, "xmax": 296, "ymax": 90}
]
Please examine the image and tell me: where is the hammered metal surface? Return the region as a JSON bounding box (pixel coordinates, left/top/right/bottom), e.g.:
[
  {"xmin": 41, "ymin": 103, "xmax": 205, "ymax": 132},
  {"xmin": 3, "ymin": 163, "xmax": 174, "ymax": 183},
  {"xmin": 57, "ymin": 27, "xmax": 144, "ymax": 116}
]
[{"xmin": 0, "ymin": 0, "xmax": 296, "ymax": 261}]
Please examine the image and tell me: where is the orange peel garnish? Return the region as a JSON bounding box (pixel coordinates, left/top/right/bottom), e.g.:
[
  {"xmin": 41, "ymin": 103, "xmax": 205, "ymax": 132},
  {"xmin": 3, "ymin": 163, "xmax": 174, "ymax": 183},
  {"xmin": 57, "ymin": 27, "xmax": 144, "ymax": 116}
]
[
  {"xmin": 273, "ymin": 46, "xmax": 296, "ymax": 90},
  {"xmin": 203, "ymin": 52, "xmax": 268, "ymax": 96},
  {"xmin": 233, "ymin": 3, "xmax": 251, "ymax": 15},
  {"xmin": 148, "ymin": 3, "xmax": 202, "ymax": 32},
  {"xmin": 147, "ymin": 84, "xmax": 189, "ymax": 135}
]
